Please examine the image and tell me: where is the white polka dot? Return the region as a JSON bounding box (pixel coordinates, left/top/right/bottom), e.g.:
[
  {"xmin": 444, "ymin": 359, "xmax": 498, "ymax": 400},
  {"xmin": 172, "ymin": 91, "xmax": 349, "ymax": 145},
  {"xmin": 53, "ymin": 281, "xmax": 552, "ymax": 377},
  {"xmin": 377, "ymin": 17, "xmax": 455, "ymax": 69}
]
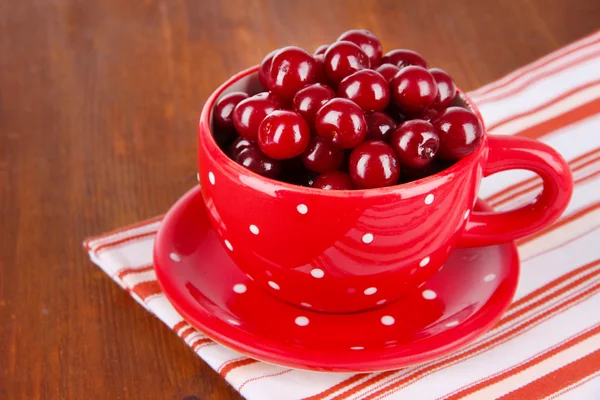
[
  {"xmin": 419, "ymin": 256, "xmax": 431, "ymax": 267},
  {"xmin": 422, "ymin": 289, "xmax": 437, "ymax": 300},
  {"xmin": 364, "ymin": 287, "xmax": 377, "ymax": 295},
  {"xmin": 425, "ymin": 193, "xmax": 434, "ymax": 204},
  {"xmin": 295, "ymin": 316, "xmax": 309, "ymax": 326},
  {"xmin": 445, "ymin": 320, "xmax": 459, "ymax": 327},
  {"xmin": 464, "ymin": 209, "xmax": 470, "ymax": 220},
  {"xmin": 268, "ymin": 281, "xmax": 280, "ymax": 290},
  {"xmin": 310, "ymin": 268, "xmax": 324, "ymax": 278},
  {"xmin": 362, "ymin": 233, "xmax": 374, "ymax": 244},
  {"xmin": 484, "ymin": 273, "xmax": 497, "ymax": 282},
  {"xmin": 233, "ymin": 283, "xmax": 247, "ymax": 294},
  {"xmin": 208, "ymin": 171, "xmax": 215, "ymax": 185},
  {"xmin": 350, "ymin": 346, "xmax": 364, "ymax": 350},
  {"xmin": 297, "ymin": 204, "xmax": 308, "ymax": 214},
  {"xmin": 169, "ymin": 252, "xmax": 181, "ymax": 262},
  {"xmin": 381, "ymin": 315, "xmax": 395, "ymax": 326},
  {"xmin": 376, "ymin": 299, "xmax": 387, "ymax": 305},
  {"xmin": 300, "ymin": 302, "xmax": 312, "ymax": 308},
  {"xmin": 227, "ymin": 319, "xmax": 240, "ymax": 326},
  {"xmin": 249, "ymin": 224, "xmax": 259, "ymax": 235},
  {"xmin": 224, "ymin": 240, "xmax": 233, "ymax": 251}
]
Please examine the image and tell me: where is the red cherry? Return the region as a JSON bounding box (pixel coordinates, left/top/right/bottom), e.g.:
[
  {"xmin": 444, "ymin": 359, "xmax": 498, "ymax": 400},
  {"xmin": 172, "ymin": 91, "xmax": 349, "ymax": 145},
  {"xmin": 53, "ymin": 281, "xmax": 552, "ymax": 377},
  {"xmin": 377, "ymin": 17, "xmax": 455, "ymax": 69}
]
[
  {"xmin": 259, "ymin": 50, "xmax": 278, "ymax": 90},
  {"xmin": 386, "ymin": 104, "xmax": 408, "ymax": 124},
  {"xmin": 349, "ymin": 140, "xmax": 400, "ymax": 188},
  {"xmin": 323, "ymin": 41, "xmax": 370, "ymax": 84},
  {"xmin": 365, "ymin": 111, "xmax": 397, "ymax": 141},
  {"xmin": 390, "ymin": 120, "xmax": 440, "ymax": 168},
  {"xmin": 313, "ymin": 53, "xmax": 328, "ymax": 84},
  {"xmin": 375, "ymin": 64, "xmax": 400, "ymax": 83},
  {"xmin": 314, "ymin": 45, "xmax": 329, "ymax": 56},
  {"xmin": 401, "ymin": 161, "xmax": 444, "ymax": 183},
  {"xmin": 232, "ymin": 93, "xmax": 281, "ymax": 140},
  {"xmin": 312, "ymin": 171, "xmax": 354, "ymax": 190},
  {"xmin": 315, "ymin": 98, "xmax": 367, "ymax": 148},
  {"xmin": 337, "ymin": 29, "xmax": 383, "ymax": 67},
  {"xmin": 302, "ymin": 136, "xmax": 344, "ymax": 173},
  {"xmin": 338, "ymin": 70, "xmax": 390, "ymax": 111},
  {"xmin": 390, "ymin": 66, "xmax": 438, "ymax": 116},
  {"xmin": 433, "ymin": 107, "xmax": 483, "ymax": 160},
  {"xmin": 213, "ymin": 92, "xmax": 249, "ymax": 133},
  {"xmin": 269, "ymin": 46, "xmax": 318, "ymax": 101},
  {"xmin": 293, "ymin": 83, "xmax": 335, "ymax": 124},
  {"xmin": 381, "ymin": 49, "xmax": 427, "ymax": 69},
  {"xmin": 429, "ymin": 68, "xmax": 457, "ymax": 110},
  {"xmin": 229, "ymin": 138, "xmax": 281, "ymax": 179},
  {"xmin": 258, "ymin": 110, "xmax": 311, "ymax": 159}
]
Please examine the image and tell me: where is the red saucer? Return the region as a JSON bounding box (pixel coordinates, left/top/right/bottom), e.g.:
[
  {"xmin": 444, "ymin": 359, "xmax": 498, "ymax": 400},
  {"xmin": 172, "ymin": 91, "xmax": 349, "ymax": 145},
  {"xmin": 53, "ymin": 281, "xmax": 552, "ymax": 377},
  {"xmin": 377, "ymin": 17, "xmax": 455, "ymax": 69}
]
[{"xmin": 154, "ymin": 187, "xmax": 519, "ymax": 372}]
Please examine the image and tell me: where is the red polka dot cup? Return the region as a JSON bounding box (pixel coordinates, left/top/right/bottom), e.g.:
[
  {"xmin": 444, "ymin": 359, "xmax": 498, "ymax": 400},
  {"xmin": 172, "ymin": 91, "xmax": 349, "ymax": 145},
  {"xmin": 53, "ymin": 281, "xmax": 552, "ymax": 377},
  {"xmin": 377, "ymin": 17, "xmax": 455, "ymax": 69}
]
[{"xmin": 197, "ymin": 66, "xmax": 573, "ymax": 313}]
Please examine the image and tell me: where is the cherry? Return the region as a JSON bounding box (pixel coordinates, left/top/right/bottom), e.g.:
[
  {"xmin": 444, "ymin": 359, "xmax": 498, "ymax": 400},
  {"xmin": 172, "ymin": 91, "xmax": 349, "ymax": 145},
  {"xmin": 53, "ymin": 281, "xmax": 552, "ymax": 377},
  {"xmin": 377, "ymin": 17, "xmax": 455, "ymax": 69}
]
[
  {"xmin": 314, "ymin": 44, "xmax": 329, "ymax": 56},
  {"xmin": 337, "ymin": 29, "xmax": 383, "ymax": 67},
  {"xmin": 375, "ymin": 64, "xmax": 400, "ymax": 83},
  {"xmin": 213, "ymin": 92, "xmax": 249, "ymax": 133},
  {"xmin": 229, "ymin": 138, "xmax": 281, "ymax": 179},
  {"xmin": 422, "ymin": 107, "xmax": 441, "ymax": 123},
  {"xmin": 390, "ymin": 66, "xmax": 438, "ymax": 116},
  {"xmin": 401, "ymin": 161, "xmax": 443, "ymax": 183},
  {"xmin": 313, "ymin": 53, "xmax": 328, "ymax": 84},
  {"xmin": 315, "ymin": 98, "xmax": 367, "ymax": 148},
  {"xmin": 302, "ymin": 136, "xmax": 344, "ymax": 173},
  {"xmin": 381, "ymin": 49, "xmax": 427, "ymax": 69},
  {"xmin": 386, "ymin": 104, "xmax": 408, "ymax": 124},
  {"xmin": 258, "ymin": 110, "xmax": 311, "ymax": 159},
  {"xmin": 433, "ymin": 107, "xmax": 483, "ymax": 160},
  {"xmin": 323, "ymin": 41, "xmax": 370, "ymax": 84},
  {"xmin": 365, "ymin": 111, "xmax": 397, "ymax": 141},
  {"xmin": 338, "ymin": 69, "xmax": 390, "ymax": 111},
  {"xmin": 269, "ymin": 46, "xmax": 318, "ymax": 101},
  {"xmin": 259, "ymin": 49, "xmax": 278, "ymax": 90},
  {"xmin": 390, "ymin": 120, "xmax": 440, "ymax": 168},
  {"xmin": 293, "ymin": 83, "xmax": 335, "ymax": 124},
  {"xmin": 312, "ymin": 171, "xmax": 354, "ymax": 190},
  {"xmin": 349, "ymin": 140, "xmax": 400, "ymax": 188},
  {"xmin": 429, "ymin": 68, "xmax": 457, "ymax": 110},
  {"xmin": 232, "ymin": 93, "xmax": 281, "ymax": 140}
]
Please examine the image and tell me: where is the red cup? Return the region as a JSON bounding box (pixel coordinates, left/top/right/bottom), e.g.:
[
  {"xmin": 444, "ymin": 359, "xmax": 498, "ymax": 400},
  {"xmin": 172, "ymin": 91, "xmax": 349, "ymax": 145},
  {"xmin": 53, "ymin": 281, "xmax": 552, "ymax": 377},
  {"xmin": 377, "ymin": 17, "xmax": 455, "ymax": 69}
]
[{"xmin": 198, "ymin": 66, "xmax": 573, "ymax": 313}]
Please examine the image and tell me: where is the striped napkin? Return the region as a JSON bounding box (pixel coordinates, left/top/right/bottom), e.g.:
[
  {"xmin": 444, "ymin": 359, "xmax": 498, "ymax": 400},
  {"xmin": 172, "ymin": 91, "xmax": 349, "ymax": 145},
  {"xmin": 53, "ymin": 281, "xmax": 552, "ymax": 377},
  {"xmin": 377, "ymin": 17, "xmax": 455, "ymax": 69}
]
[{"xmin": 84, "ymin": 30, "xmax": 600, "ymax": 400}]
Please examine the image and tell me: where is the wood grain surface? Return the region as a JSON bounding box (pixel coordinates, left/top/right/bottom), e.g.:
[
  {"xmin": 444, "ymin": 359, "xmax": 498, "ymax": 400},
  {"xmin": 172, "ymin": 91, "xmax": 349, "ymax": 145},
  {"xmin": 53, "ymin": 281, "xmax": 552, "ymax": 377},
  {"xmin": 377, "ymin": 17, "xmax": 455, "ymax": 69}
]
[{"xmin": 0, "ymin": 0, "xmax": 598, "ymax": 399}]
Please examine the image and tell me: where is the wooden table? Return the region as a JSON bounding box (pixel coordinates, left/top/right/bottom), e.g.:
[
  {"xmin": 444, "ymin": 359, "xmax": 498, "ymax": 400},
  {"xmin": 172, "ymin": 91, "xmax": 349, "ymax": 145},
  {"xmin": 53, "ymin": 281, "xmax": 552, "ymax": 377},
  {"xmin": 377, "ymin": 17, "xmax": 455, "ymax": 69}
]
[{"xmin": 1, "ymin": 1, "xmax": 598, "ymax": 398}]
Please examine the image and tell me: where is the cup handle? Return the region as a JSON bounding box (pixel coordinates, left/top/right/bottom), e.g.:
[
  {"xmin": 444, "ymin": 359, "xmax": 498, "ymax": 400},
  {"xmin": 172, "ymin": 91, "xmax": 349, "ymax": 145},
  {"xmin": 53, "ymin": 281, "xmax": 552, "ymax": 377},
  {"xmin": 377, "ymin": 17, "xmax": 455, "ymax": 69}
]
[{"xmin": 457, "ymin": 134, "xmax": 573, "ymax": 247}]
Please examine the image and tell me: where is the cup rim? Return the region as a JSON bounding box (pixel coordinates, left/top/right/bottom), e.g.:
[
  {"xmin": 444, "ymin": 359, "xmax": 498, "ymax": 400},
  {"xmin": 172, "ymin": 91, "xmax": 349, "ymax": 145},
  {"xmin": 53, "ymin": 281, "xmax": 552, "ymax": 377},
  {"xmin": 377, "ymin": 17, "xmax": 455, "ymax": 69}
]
[{"xmin": 199, "ymin": 65, "xmax": 486, "ymax": 197}]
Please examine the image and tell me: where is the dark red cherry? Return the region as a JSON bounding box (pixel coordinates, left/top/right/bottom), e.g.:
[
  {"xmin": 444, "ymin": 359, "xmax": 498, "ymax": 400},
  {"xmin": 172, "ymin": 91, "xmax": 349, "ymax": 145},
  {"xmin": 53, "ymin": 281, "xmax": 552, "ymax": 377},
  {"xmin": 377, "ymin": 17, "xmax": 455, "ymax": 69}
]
[
  {"xmin": 258, "ymin": 110, "xmax": 311, "ymax": 159},
  {"xmin": 433, "ymin": 107, "xmax": 483, "ymax": 160},
  {"xmin": 313, "ymin": 53, "xmax": 328, "ymax": 84},
  {"xmin": 315, "ymin": 98, "xmax": 367, "ymax": 148},
  {"xmin": 229, "ymin": 138, "xmax": 281, "ymax": 179},
  {"xmin": 338, "ymin": 70, "xmax": 390, "ymax": 111},
  {"xmin": 390, "ymin": 120, "xmax": 440, "ymax": 168},
  {"xmin": 422, "ymin": 107, "xmax": 442, "ymax": 123},
  {"xmin": 364, "ymin": 111, "xmax": 397, "ymax": 141},
  {"xmin": 232, "ymin": 93, "xmax": 281, "ymax": 140},
  {"xmin": 337, "ymin": 29, "xmax": 383, "ymax": 67},
  {"xmin": 401, "ymin": 161, "xmax": 444, "ymax": 183},
  {"xmin": 213, "ymin": 92, "xmax": 249, "ymax": 133},
  {"xmin": 429, "ymin": 68, "xmax": 457, "ymax": 110},
  {"xmin": 314, "ymin": 44, "xmax": 329, "ymax": 56},
  {"xmin": 375, "ymin": 64, "xmax": 400, "ymax": 83},
  {"xmin": 323, "ymin": 41, "xmax": 370, "ymax": 84},
  {"xmin": 259, "ymin": 50, "xmax": 278, "ymax": 90},
  {"xmin": 349, "ymin": 140, "xmax": 400, "ymax": 188},
  {"xmin": 386, "ymin": 104, "xmax": 408, "ymax": 124},
  {"xmin": 293, "ymin": 83, "xmax": 335, "ymax": 124},
  {"xmin": 381, "ymin": 49, "xmax": 427, "ymax": 69},
  {"xmin": 390, "ymin": 66, "xmax": 438, "ymax": 116},
  {"xmin": 312, "ymin": 171, "xmax": 354, "ymax": 190},
  {"xmin": 269, "ymin": 46, "xmax": 318, "ymax": 101},
  {"xmin": 302, "ymin": 136, "xmax": 344, "ymax": 173}
]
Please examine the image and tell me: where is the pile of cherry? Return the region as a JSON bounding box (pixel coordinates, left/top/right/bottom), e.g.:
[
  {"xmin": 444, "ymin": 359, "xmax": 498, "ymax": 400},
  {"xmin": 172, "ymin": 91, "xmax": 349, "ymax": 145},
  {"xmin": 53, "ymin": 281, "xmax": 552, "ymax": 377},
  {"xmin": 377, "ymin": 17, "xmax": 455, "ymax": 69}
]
[{"xmin": 213, "ymin": 29, "xmax": 483, "ymax": 190}]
